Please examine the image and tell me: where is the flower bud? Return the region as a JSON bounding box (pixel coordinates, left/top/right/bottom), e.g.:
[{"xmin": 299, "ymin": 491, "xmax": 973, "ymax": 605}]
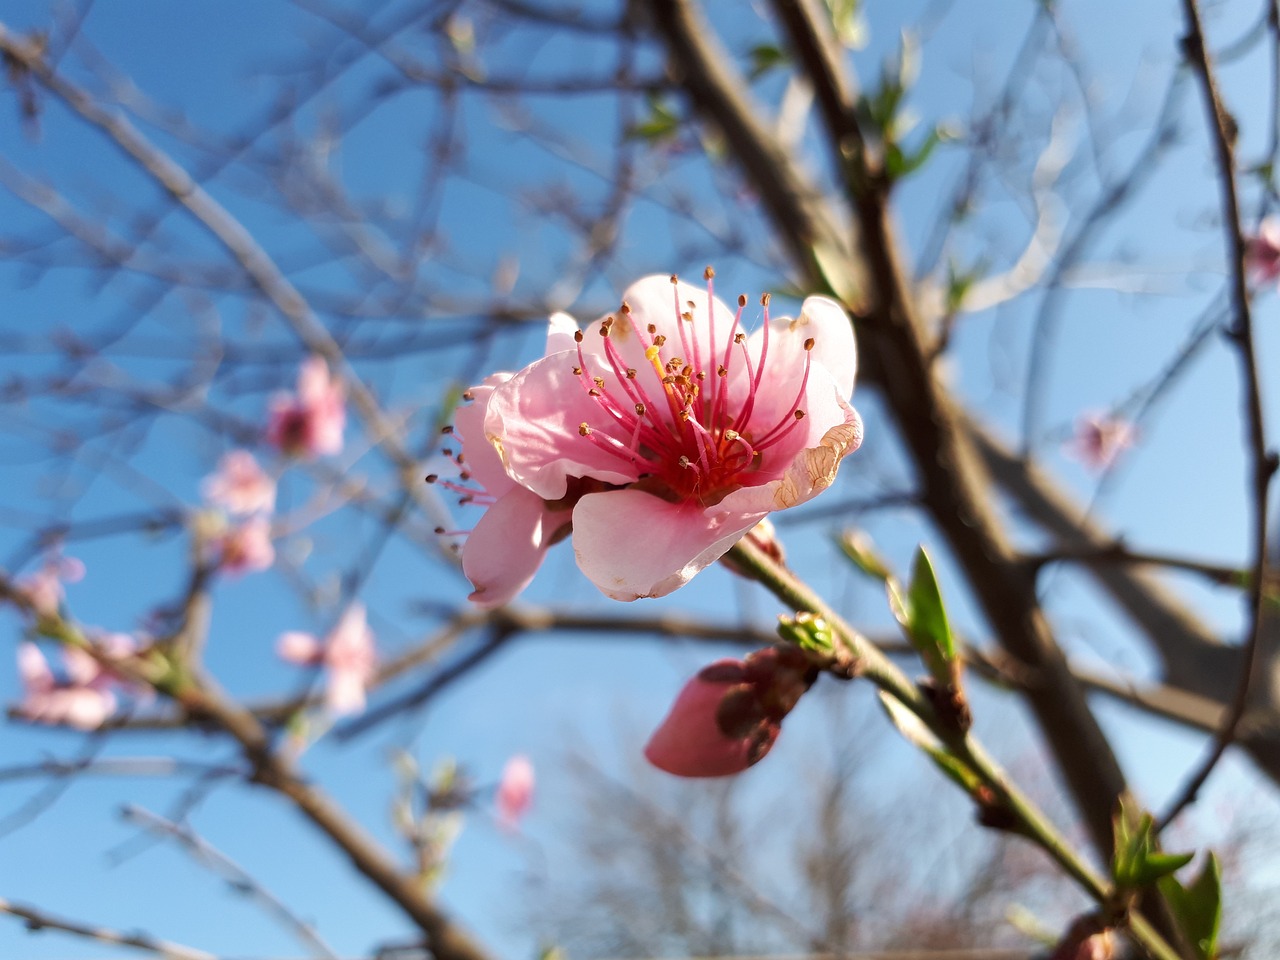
[{"xmin": 644, "ymin": 647, "xmax": 816, "ymax": 778}]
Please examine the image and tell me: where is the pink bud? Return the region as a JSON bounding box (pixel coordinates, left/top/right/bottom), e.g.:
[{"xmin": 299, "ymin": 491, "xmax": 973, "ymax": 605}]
[
  {"xmin": 495, "ymin": 755, "xmax": 535, "ymax": 831},
  {"xmin": 644, "ymin": 647, "xmax": 816, "ymax": 778}
]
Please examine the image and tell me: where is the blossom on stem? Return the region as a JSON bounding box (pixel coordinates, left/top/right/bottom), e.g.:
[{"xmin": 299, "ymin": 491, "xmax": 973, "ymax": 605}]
[
  {"xmin": 277, "ymin": 601, "xmax": 376, "ymax": 716},
  {"xmin": 14, "ymin": 554, "xmax": 85, "ymax": 619},
  {"xmin": 494, "ymin": 754, "xmax": 535, "ymax": 831},
  {"xmin": 14, "ymin": 635, "xmax": 140, "ymax": 730},
  {"xmin": 644, "ymin": 646, "xmax": 817, "ymax": 777},
  {"xmin": 214, "ymin": 516, "xmax": 275, "ymax": 576},
  {"xmin": 1245, "ymin": 215, "xmax": 1280, "ymax": 286},
  {"xmin": 446, "ymin": 272, "xmax": 862, "ymax": 604},
  {"xmin": 202, "ymin": 450, "xmax": 276, "ymax": 515},
  {"xmin": 267, "ymin": 355, "xmax": 346, "ymax": 458},
  {"xmin": 1065, "ymin": 412, "xmax": 1135, "ymax": 471}
]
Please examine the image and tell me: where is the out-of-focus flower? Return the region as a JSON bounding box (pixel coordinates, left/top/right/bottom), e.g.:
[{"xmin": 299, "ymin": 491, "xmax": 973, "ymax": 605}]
[
  {"xmin": 14, "ymin": 636, "xmax": 141, "ymax": 730},
  {"xmin": 644, "ymin": 646, "xmax": 817, "ymax": 778},
  {"xmin": 14, "ymin": 554, "xmax": 85, "ymax": 619},
  {"xmin": 448, "ymin": 272, "xmax": 862, "ymax": 605},
  {"xmin": 277, "ymin": 601, "xmax": 376, "ymax": 716},
  {"xmin": 1066, "ymin": 412, "xmax": 1135, "ymax": 471},
  {"xmin": 1050, "ymin": 919, "xmax": 1115, "ymax": 960},
  {"xmin": 495, "ymin": 754, "xmax": 535, "ymax": 831},
  {"xmin": 202, "ymin": 450, "xmax": 276, "ymax": 516},
  {"xmin": 215, "ymin": 516, "xmax": 275, "ymax": 576},
  {"xmin": 267, "ymin": 355, "xmax": 346, "ymax": 458},
  {"xmin": 1246, "ymin": 215, "xmax": 1280, "ymax": 286}
]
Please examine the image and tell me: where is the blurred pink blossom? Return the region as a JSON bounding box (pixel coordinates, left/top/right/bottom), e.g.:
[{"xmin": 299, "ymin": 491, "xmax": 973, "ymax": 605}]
[
  {"xmin": 14, "ymin": 637, "xmax": 139, "ymax": 730},
  {"xmin": 1066, "ymin": 412, "xmax": 1135, "ymax": 470},
  {"xmin": 267, "ymin": 355, "xmax": 346, "ymax": 458},
  {"xmin": 453, "ymin": 273, "xmax": 862, "ymax": 605},
  {"xmin": 1245, "ymin": 215, "xmax": 1280, "ymax": 285},
  {"xmin": 277, "ymin": 601, "xmax": 376, "ymax": 716},
  {"xmin": 495, "ymin": 754, "xmax": 535, "ymax": 831},
  {"xmin": 202, "ymin": 450, "xmax": 276, "ymax": 515},
  {"xmin": 14, "ymin": 554, "xmax": 85, "ymax": 619},
  {"xmin": 215, "ymin": 516, "xmax": 275, "ymax": 576},
  {"xmin": 644, "ymin": 646, "xmax": 816, "ymax": 778}
]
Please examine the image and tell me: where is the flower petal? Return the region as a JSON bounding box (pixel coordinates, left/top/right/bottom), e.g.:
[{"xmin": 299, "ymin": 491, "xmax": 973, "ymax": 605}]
[
  {"xmin": 571, "ymin": 489, "xmax": 764, "ymax": 601},
  {"xmin": 644, "ymin": 661, "xmax": 764, "ymax": 777},
  {"xmin": 454, "ymin": 374, "xmax": 516, "ymax": 495},
  {"xmin": 601, "ymin": 275, "xmax": 739, "ymax": 383},
  {"xmin": 463, "ymin": 486, "xmax": 568, "ymax": 608},
  {"xmin": 713, "ymin": 409, "xmax": 863, "ymax": 516},
  {"xmin": 277, "ymin": 631, "xmax": 323, "ymax": 665},
  {"xmin": 545, "ymin": 311, "xmax": 580, "ymax": 357},
  {"xmin": 484, "ymin": 352, "xmax": 641, "ymax": 500},
  {"xmin": 16, "ymin": 643, "xmax": 54, "ymax": 694}
]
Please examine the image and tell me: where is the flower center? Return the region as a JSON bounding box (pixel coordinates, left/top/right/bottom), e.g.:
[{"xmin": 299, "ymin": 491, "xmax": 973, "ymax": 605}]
[{"xmin": 572, "ymin": 270, "xmax": 813, "ymax": 505}]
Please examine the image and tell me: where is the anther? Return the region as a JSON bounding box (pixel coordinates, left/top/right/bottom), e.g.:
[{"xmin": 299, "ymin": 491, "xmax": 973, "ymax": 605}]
[
  {"xmin": 760, "ymin": 293, "xmax": 771, "ymax": 306},
  {"xmin": 579, "ymin": 423, "xmax": 592, "ymax": 436},
  {"xmin": 574, "ymin": 330, "xmax": 584, "ymax": 342},
  {"xmin": 635, "ymin": 402, "xmax": 646, "ymax": 415},
  {"xmin": 669, "ymin": 275, "xmax": 678, "ymax": 285},
  {"xmin": 621, "ymin": 301, "xmax": 632, "ymax": 314},
  {"xmin": 678, "ymin": 455, "xmax": 692, "ymax": 468},
  {"xmin": 425, "ymin": 474, "xmax": 439, "ymax": 483},
  {"xmin": 737, "ymin": 294, "xmax": 747, "ymax": 307},
  {"xmin": 794, "ymin": 409, "xmax": 806, "ymax": 419},
  {"xmin": 704, "ymin": 266, "xmax": 715, "ymax": 280},
  {"xmin": 442, "ymin": 447, "xmax": 453, "ymax": 457},
  {"xmin": 682, "ymin": 311, "xmax": 693, "ymax": 322},
  {"xmin": 460, "ymin": 471, "xmax": 472, "ymax": 481},
  {"xmin": 599, "ymin": 324, "xmax": 611, "ymax": 338},
  {"xmin": 589, "ymin": 389, "xmax": 601, "ymax": 397},
  {"xmin": 652, "ymin": 334, "xmax": 667, "ymax": 346},
  {"xmin": 717, "ymin": 364, "xmax": 728, "ymax": 377},
  {"xmin": 804, "ymin": 337, "xmax": 815, "ymax": 351},
  {"xmin": 441, "ymin": 425, "xmax": 454, "ymax": 434},
  {"xmin": 647, "ymin": 323, "xmax": 656, "ymax": 334},
  {"xmin": 625, "ymin": 368, "xmax": 636, "ymax": 379},
  {"xmin": 573, "ymin": 366, "xmax": 583, "ymax": 376},
  {"xmin": 434, "ymin": 526, "xmax": 445, "ymax": 534},
  {"xmin": 734, "ymin": 333, "xmax": 746, "ymax": 344},
  {"xmin": 593, "ymin": 377, "xmax": 605, "ymax": 387}
]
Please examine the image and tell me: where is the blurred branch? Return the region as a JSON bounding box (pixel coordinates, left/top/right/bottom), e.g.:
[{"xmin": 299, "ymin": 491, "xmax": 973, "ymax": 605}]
[{"xmin": 0, "ymin": 897, "xmax": 217, "ymax": 960}]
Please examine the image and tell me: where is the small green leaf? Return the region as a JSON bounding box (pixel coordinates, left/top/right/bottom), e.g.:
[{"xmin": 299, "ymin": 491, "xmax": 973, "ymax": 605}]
[
  {"xmin": 1111, "ymin": 800, "xmax": 1195, "ymax": 889},
  {"xmin": 906, "ymin": 547, "xmax": 957, "ymax": 683},
  {"xmin": 836, "ymin": 529, "xmax": 891, "ymax": 581},
  {"xmin": 628, "ymin": 96, "xmax": 680, "ymax": 143},
  {"xmin": 747, "ymin": 43, "xmax": 788, "ymax": 80},
  {"xmin": 878, "ymin": 692, "xmax": 981, "ymax": 793},
  {"xmin": 777, "ymin": 612, "xmax": 835, "ymax": 655},
  {"xmin": 1159, "ymin": 853, "xmax": 1222, "ymax": 960}
]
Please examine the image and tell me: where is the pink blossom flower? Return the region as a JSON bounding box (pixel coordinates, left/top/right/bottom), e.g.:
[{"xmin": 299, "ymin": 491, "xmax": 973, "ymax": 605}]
[
  {"xmin": 266, "ymin": 356, "xmax": 346, "ymax": 458},
  {"xmin": 644, "ymin": 646, "xmax": 817, "ymax": 778},
  {"xmin": 1246, "ymin": 215, "xmax": 1280, "ymax": 285},
  {"xmin": 202, "ymin": 450, "xmax": 276, "ymax": 515},
  {"xmin": 14, "ymin": 554, "xmax": 85, "ymax": 619},
  {"xmin": 1066, "ymin": 412, "xmax": 1136, "ymax": 470},
  {"xmin": 449, "ymin": 273, "xmax": 862, "ymax": 604},
  {"xmin": 1050, "ymin": 919, "xmax": 1114, "ymax": 960},
  {"xmin": 277, "ymin": 601, "xmax": 376, "ymax": 716},
  {"xmin": 214, "ymin": 516, "xmax": 275, "ymax": 576},
  {"xmin": 495, "ymin": 754, "xmax": 535, "ymax": 831},
  {"xmin": 15, "ymin": 641, "xmax": 127, "ymax": 730}
]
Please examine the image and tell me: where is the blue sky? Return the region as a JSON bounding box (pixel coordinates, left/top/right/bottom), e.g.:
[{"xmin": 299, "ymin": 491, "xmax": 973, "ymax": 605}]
[{"xmin": 1, "ymin": 0, "xmax": 1279, "ymax": 957}]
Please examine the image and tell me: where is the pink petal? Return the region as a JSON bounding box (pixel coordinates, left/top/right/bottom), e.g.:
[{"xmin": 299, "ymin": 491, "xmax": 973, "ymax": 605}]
[
  {"xmin": 545, "ymin": 311, "xmax": 581, "ymax": 356},
  {"xmin": 713, "ymin": 408, "xmax": 863, "ymax": 517},
  {"xmin": 603, "ymin": 275, "xmax": 737, "ymax": 383},
  {"xmin": 643, "ymin": 660, "xmax": 762, "ymax": 778},
  {"xmin": 325, "ymin": 667, "xmax": 367, "ymax": 716},
  {"xmin": 454, "ymin": 374, "xmax": 516, "ymax": 495},
  {"xmin": 495, "ymin": 754, "xmax": 535, "ymax": 830},
  {"xmin": 16, "ymin": 643, "xmax": 54, "ymax": 694},
  {"xmin": 296, "ymin": 356, "xmax": 333, "ymax": 405},
  {"xmin": 484, "ymin": 353, "xmax": 641, "ymax": 500},
  {"xmin": 326, "ymin": 602, "xmax": 376, "ymax": 675},
  {"xmin": 62, "ymin": 688, "xmax": 116, "ymax": 730},
  {"xmin": 58, "ymin": 556, "xmax": 86, "ymax": 584},
  {"xmin": 464, "ymin": 486, "xmax": 568, "ymax": 607},
  {"xmin": 570, "ymin": 489, "xmax": 764, "ymax": 601},
  {"xmin": 277, "ymin": 631, "xmax": 323, "ymax": 665},
  {"xmin": 62, "ymin": 647, "xmax": 102, "ymax": 687}
]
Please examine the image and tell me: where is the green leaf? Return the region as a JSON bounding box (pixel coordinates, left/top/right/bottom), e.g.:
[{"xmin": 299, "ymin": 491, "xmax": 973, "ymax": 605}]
[
  {"xmin": 822, "ymin": 0, "xmax": 868, "ymax": 49},
  {"xmin": 747, "ymin": 43, "xmax": 788, "ymax": 80},
  {"xmin": 777, "ymin": 612, "xmax": 835, "ymax": 655},
  {"xmin": 1159, "ymin": 854, "xmax": 1222, "ymax": 960},
  {"xmin": 1111, "ymin": 799, "xmax": 1195, "ymax": 889},
  {"xmin": 878, "ymin": 692, "xmax": 981, "ymax": 793},
  {"xmin": 836, "ymin": 529, "xmax": 891, "ymax": 582},
  {"xmin": 628, "ymin": 96, "xmax": 680, "ymax": 143},
  {"xmin": 906, "ymin": 547, "xmax": 957, "ymax": 676}
]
